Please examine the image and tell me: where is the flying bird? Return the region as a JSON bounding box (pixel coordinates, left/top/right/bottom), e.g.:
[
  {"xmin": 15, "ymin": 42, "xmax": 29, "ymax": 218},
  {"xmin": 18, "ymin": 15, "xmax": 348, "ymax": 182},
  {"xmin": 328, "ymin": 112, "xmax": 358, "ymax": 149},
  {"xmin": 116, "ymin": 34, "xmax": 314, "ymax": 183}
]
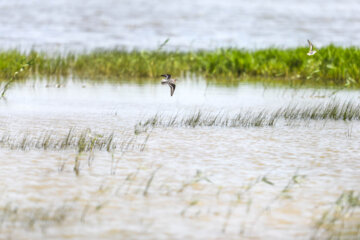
[
  {"xmin": 307, "ymin": 40, "xmax": 317, "ymax": 56},
  {"xmin": 161, "ymin": 74, "xmax": 176, "ymax": 96}
]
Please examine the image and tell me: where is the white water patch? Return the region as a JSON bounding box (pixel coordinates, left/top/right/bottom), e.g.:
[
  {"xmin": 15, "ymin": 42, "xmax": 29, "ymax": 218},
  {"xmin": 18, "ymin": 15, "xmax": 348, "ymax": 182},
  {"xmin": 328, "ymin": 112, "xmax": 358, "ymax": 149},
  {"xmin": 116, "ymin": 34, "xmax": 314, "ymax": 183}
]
[{"xmin": 0, "ymin": 0, "xmax": 360, "ymax": 51}]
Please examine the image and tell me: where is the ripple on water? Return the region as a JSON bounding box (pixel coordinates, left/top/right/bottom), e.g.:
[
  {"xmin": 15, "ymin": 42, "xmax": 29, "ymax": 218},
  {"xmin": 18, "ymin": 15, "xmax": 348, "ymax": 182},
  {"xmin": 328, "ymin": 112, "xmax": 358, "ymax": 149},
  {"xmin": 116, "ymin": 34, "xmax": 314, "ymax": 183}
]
[{"xmin": 0, "ymin": 81, "xmax": 359, "ymax": 239}]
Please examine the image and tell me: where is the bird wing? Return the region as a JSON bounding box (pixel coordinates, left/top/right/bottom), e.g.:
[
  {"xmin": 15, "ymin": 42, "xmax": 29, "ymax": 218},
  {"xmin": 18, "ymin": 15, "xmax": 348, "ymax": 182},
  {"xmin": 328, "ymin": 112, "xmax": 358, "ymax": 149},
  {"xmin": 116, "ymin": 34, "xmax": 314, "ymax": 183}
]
[
  {"xmin": 161, "ymin": 74, "xmax": 171, "ymax": 80},
  {"xmin": 168, "ymin": 82, "xmax": 176, "ymax": 96},
  {"xmin": 161, "ymin": 79, "xmax": 168, "ymax": 85},
  {"xmin": 307, "ymin": 40, "xmax": 313, "ymax": 51}
]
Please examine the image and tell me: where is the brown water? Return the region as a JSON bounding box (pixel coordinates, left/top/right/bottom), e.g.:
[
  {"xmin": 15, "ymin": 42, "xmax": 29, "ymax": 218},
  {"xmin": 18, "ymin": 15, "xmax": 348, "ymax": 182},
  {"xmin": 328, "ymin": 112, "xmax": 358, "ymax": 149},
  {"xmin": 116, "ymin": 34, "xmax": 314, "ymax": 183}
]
[{"xmin": 0, "ymin": 80, "xmax": 359, "ymax": 239}]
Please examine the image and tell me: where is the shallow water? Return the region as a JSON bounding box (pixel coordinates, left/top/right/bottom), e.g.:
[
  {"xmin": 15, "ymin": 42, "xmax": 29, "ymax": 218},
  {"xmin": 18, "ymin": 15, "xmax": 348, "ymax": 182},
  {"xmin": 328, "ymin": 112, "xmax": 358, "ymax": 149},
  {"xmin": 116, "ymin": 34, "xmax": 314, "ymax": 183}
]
[
  {"xmin": 1, "ymin": 0, "xmax": 360, "ymax": 51},
  {"xmin": 0, "ymin": 80, "xmax": 360, "ymax": 239}
]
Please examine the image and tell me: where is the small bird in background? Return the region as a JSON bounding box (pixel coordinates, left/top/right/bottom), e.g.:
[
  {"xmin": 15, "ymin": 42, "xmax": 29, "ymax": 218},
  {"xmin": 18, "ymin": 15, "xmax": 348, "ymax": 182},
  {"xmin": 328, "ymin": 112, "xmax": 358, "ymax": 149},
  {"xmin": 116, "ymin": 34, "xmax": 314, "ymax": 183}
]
[
  {"xmin": 307, "ymin": 40, "xmax": 317, "ymax": 56},
  {"xmin": 161, "ymin": 74, "xmax": 176, "ymax": 96}
]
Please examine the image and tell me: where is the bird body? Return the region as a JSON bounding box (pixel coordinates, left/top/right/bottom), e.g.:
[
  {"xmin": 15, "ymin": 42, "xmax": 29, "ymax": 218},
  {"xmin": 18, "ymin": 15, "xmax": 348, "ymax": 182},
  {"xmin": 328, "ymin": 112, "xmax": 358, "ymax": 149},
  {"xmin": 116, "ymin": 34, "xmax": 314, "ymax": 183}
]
[
  {"xmin": 307, "ymin": 40, "xmax": 317, "ymax": 56},
  {"xmin": 161, "ymin": 74, "xmax": 176, "ymax": 96}
]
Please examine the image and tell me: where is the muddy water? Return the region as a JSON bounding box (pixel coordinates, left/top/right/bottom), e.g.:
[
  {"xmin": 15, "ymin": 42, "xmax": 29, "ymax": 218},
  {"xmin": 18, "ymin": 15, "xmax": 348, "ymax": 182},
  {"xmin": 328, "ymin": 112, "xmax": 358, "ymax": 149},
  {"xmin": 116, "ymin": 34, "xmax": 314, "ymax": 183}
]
[
  {"xmin": 0, "ymin": 80, "xmax": 360, "ymax": 239},
  {"xmin": 1, "ymin": 0, "xmax": 360, "ymax": 51}
]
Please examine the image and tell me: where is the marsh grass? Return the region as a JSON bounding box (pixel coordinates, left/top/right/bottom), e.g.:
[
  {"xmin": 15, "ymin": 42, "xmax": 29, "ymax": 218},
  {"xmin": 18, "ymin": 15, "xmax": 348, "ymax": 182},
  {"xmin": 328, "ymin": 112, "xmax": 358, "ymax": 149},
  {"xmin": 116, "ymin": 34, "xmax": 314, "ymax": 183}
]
[
  {"xmin": 1, "ymin": 46, "xmax": 360, "ymax": 86},
  {"xmin": 0, "ymin": 129, "xmax": 151, "ymax": 176},
  {"xmin": 0, "ymin": 203, "xmax": 71, "ymax": 231},
  {"xmin": 0, "ymin": 128, "xmax": 149, "ymax": 152},
  {"xmin": 143, "ymin": 167, "xmax": 161, "ymax": 197},
  {"xmin": 178, "ymin": 170, "xmax": 213, "ymax": 194},
  {"xmin": 1, "ymin": 162, "xmax": 358, "ymax": 239},
  {"xmin": 135, "ymin": 100, "xmax": 360, "ymax": 129},
  {"xmin": 254, "ymin": 172, "xmax": 306, "ymax": 225},
  {"xmin": 312, "ymin": 191, "xmax": 360, "ymax": 239},
  {"xmin": 0, "ymin": 57, "xmax": 35, "ymax": 99}
]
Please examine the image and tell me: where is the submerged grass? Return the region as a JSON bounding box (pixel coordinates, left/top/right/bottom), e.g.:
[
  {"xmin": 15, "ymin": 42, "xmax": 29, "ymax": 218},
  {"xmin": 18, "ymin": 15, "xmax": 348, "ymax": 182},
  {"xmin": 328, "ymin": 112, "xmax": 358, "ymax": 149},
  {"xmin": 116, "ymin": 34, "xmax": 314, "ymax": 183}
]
[
  {"xmin": 0, "ymin": 128, "xmax": 149, "ymax": 152},
  {"xmin": 313, "ymin": 191, "xmax": 360, "ymax": 239},
  {"xmin": 0, "ymin": 203, "xmax": 72, "ymax": 231},
  {"xmin": 135, "ymin": 100, "xmax": 360, "ymax": 129},
  {"xmin": 1, "ymin": 45, "xmax": 360, "ymax": 86}
]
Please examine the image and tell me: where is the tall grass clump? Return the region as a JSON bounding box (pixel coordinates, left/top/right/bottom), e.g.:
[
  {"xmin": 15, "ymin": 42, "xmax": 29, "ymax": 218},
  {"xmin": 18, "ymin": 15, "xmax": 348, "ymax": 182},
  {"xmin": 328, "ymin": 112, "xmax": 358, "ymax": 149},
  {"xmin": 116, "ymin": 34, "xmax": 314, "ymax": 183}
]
[
  {"xmin": 135, "ymin": 100, "xmax": 360, "ymax": 129},
  {"xmin": 1, "ymin": 45, "xmax": 360, "ymax": 86},
  {"xmin": 0, "ymin": 128, "xmax": 149, "ymax": 152}
]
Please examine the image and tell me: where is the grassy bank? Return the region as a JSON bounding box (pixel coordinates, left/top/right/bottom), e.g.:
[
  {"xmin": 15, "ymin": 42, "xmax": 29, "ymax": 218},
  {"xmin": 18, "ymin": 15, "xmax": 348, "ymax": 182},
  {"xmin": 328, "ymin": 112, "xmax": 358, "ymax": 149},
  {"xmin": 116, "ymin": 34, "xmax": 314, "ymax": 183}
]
[{"xmin": 1, "ymin": 45, "xmax": 360, "ymax": 86}]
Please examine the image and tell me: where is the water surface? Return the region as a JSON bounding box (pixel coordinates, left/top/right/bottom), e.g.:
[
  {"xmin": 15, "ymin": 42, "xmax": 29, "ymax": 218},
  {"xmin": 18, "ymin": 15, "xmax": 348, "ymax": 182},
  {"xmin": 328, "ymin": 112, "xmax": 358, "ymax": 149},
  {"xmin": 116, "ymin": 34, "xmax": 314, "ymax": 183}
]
[
  {"xmin": 0, "ymin": 80, "xmax": 359, "ymax": 239},
  {"xmin": 1, "ymin": 0, "xmax": 360, "ymax": 51}
]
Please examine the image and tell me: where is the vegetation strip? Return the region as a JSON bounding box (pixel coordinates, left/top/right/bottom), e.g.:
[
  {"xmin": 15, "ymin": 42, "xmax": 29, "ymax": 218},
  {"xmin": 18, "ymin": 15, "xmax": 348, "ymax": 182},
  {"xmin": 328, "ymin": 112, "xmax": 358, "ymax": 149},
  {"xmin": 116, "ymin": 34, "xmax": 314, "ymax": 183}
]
[
  {"xmin": 1, "ymin": 45, "xmax": 360, "ymax": 86},
  {"xmin": 0, "ymin": 129, "xmax": 149, "ymax": 152},
  {"xmin": 135, "ymin": 100, "xmax": 360, "ymax": 129}
]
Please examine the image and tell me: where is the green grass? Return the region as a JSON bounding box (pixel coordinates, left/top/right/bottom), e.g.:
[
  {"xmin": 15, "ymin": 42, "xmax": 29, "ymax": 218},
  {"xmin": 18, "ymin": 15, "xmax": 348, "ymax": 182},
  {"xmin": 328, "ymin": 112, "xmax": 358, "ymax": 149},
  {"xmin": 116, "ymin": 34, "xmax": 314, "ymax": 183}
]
[
  {"xmin": 134, "ymin": 100, "xmax": 360, "ymax": 130},
  {"xmin": 1, "ymin": 45, "xmax": 360, "ymax": 87},
  {"xmin": 0, "ymin": 57, "xmax": 34, "ymax": 99}
]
